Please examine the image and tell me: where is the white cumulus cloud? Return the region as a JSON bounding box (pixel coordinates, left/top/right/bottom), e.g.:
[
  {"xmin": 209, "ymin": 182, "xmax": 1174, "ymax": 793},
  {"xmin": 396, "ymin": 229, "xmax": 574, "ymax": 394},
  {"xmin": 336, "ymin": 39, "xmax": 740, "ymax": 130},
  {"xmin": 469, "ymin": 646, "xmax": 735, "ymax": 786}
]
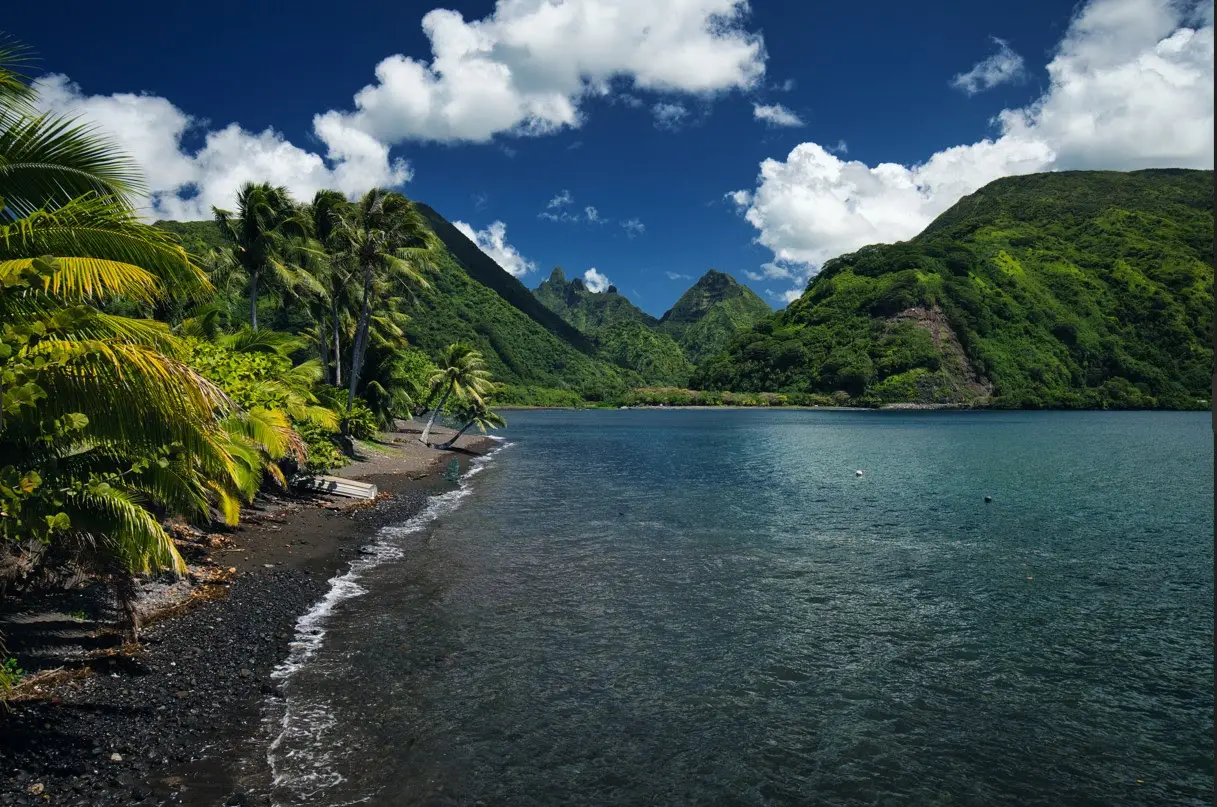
[
  {"xmin": 32, "ymin": 75, "xmax": 410, "ymax": 221},
  {"xmin": 951, "ymin": 37, "xmax": 1027, "ymax": 95},
  {"xmin": 732, "ymin": 0, "xmax": 1214, "ymax": 302},
  {"xmin": 452, "ymin": 220, "xmax": 536, "ymax": 278},
  {"xmin": 753, "ymin": 102, "xmax": 804, "ymax": 127},
  {"xmin": 33, "ymin": 0, "xmax": 765, "ymax": 220},
  {"xmin": 583, "ymin": 268, "xmax": 612, "ymax": 292},
  {"xmin": 318, "ymin": 0, "xmax": 764, "ymax": 147}
]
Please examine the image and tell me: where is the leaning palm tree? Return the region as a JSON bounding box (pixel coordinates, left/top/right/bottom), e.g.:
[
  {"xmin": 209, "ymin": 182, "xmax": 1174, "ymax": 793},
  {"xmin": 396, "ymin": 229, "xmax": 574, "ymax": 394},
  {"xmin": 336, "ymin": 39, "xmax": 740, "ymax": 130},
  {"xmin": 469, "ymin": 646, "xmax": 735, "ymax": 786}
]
[
  {"xmin": 212, "ymin": 182, "xmax": 315, "ymax": 330},
  {"xmin": 331, "ymin": 188, "xmax": 440, "ymax": 409},
  {"xmin": 441, "ymin": 399, "xmax": 506, "ymax": 448},
  {"xmin": 419, "ymin": 344, "xmax": 494, "ymax": 445}
]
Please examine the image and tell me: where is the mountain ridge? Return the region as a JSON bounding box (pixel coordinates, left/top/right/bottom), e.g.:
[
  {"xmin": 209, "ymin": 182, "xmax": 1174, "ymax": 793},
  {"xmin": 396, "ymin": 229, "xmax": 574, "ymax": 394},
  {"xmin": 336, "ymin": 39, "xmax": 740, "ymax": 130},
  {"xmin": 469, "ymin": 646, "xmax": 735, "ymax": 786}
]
[{"xmin": 694, "ymin": 169, "xmax": 1214, "ymax": 409}]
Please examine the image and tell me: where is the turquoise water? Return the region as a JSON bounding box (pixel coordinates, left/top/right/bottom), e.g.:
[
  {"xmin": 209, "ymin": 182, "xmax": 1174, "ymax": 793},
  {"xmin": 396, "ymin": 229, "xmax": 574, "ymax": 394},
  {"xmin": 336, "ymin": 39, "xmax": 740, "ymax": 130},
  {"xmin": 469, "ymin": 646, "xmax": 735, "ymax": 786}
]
[{"xmin": 268, "ymin": 410, "xmax": 1213, "ymax": 806}]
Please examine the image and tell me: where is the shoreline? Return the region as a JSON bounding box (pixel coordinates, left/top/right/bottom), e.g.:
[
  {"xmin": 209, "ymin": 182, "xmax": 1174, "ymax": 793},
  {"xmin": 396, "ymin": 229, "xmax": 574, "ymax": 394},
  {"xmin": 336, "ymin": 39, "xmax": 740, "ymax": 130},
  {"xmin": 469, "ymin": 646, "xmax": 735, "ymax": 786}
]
[
  {"xmin": 0, "ymin": 425, "xmax": 495, "ymax": 806},
  {"xmin": 498, "ymin": 403, "xmax": 1207, "ymax": 412}
]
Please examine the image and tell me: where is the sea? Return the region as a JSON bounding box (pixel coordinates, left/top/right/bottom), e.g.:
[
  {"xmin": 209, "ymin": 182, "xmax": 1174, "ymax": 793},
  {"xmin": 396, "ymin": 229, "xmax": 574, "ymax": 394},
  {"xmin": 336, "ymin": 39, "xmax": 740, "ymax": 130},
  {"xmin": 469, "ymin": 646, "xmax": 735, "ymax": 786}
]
[{"xmin": 261, "ymin": 409, "xmax": 1213, "ymax": 806}]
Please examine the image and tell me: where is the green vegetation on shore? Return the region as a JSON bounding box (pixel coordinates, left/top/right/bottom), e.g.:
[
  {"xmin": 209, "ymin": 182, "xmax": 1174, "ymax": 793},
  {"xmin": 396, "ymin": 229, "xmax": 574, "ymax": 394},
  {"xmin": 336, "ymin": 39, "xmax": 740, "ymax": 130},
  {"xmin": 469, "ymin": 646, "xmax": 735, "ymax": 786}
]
[
  {"xmin": 0, "ymin": 40, "xmax": 506, "ymax": 664},
  {"xmin": 534, "ymin": 268, "xmax": 692, "ymax": 385},
  {"xmin": 658, "ymin": 269, "xmax": 772, "ymax": 365},
  {"xmin": 696, "ymin": 170, "xmax": 1213, "ymax": 410},
  {"xmin": 531, "ymin": 266, "xmax": 770, "ymax": 386}
]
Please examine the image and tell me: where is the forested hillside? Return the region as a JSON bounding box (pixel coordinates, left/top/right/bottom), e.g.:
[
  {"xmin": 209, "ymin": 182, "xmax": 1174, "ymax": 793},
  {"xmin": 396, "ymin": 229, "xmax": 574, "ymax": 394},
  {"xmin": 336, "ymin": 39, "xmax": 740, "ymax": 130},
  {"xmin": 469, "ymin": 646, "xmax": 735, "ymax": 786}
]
[
  {"xmin": 534, "ymin": 268, "xmax": 691, "ymax": 385},
  {"xmin": 658, "ymin": 270, "xmax": 771, "ymax": 364},
  {"xmin": 695, "ymin": 169, "xmax": 1214, "ymax": 409},
  {"xmin": 152, "ymin": 218, "xmax": 631, "ymax": 404}
]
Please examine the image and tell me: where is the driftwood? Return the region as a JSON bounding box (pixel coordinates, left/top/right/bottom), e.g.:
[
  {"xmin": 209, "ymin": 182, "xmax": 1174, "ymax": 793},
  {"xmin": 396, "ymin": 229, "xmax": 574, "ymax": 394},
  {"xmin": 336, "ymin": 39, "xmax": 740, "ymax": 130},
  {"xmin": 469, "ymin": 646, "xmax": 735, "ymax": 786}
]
[{"xmin": 291, "ymin": 475, "xmax": 378, "ymax": 500}]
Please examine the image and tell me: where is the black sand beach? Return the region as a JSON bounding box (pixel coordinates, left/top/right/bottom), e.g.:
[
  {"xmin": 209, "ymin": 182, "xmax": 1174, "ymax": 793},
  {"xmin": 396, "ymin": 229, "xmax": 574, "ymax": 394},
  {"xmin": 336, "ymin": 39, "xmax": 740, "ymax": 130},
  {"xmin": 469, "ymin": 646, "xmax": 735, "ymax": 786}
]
[{"xmin": 0, "ymin": 426, "xmax": 493, "ymax": 806}]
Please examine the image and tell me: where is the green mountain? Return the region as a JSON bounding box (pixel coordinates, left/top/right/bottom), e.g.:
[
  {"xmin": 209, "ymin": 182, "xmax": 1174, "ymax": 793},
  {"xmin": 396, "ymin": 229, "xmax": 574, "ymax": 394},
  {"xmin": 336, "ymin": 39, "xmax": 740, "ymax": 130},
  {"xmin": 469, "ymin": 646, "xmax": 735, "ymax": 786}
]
[
  {"xmin": 414, "ymin": 205, "xmax": 595, "ymax": 354},
  {"xmin": 534, "ymin": 267, "xmax": 692, "ymax": 385},
  {"xmin": 154, "ymin": 219, "xmax": 229, "ymax": 255},
  {"xmin": 155, "ymin": 210, "xmax": 632, "ymax": 404},
  {"xmin": 658, "ymin": 269, "xmax": 771, "ymax": 365},
  {"xmin": 694, "ymin": 169, "xmax": 1214, "ymax": 409}
]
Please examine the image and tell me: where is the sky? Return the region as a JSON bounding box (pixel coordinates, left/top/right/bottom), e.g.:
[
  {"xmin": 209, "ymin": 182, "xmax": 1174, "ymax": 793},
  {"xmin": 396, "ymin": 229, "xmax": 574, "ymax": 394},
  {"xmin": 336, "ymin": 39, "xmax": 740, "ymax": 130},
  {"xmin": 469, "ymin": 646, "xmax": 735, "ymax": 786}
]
[{"xmin": 5, "ymin": 0, "xmax": 1213, "ymax": 315}]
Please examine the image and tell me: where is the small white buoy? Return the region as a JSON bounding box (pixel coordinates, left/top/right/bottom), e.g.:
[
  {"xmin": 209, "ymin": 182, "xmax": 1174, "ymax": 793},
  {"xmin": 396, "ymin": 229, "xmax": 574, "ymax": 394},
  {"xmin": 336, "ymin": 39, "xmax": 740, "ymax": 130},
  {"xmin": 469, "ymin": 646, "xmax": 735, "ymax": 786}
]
[{"xmin": 855, "ymin": 470, "xmax": 863, "ymax": 477}]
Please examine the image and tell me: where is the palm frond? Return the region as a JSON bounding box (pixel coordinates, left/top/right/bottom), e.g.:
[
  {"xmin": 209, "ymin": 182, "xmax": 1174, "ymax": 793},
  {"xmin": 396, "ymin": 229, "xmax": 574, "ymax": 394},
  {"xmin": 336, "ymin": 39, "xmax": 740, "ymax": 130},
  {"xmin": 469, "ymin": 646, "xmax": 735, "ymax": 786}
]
[
  {"xmin": 0, "ymin": 114, "xmax": 143, "ymax": 220},
  {"xmin": 65, "ymin": 485, "xmax": 185, "ymax": 575},
  {"xmin": 0, "ymin": 194, "xmax": 210, "ymax": 297},
  {"xmin": 217, "ymin": 326, "xmax": 305, "ymax": 356},
  {"xmin": 0, "ymin": 37, "xmax": 38, "ymax": 119}
]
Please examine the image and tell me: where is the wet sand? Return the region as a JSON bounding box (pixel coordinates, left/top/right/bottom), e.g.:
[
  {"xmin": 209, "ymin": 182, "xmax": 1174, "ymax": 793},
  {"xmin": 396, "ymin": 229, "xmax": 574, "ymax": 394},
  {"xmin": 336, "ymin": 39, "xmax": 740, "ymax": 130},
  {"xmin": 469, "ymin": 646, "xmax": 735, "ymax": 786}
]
[{"xmin": 0, "ymin": 424, "xmax": 493, "ymax": 806}]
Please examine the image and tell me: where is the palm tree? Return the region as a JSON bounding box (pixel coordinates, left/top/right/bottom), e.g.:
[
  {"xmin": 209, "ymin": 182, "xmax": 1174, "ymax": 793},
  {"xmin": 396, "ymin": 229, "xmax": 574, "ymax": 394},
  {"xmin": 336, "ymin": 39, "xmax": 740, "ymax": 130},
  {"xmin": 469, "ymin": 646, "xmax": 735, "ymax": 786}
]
[
  {"xmin": 212, "ymin": 183, "xmax": 314, "ymax": 330},
  {"xmin": 305, "ymin": 190, "xmax": 350, "ymax": 385},
  {"xmin": 330, "ymin": 189, "xmax": 439, "ymax": 409},
  {"xmin": 441, "ymin": 399, "xmax": 506, "ymax": 448},
  {"xmin": 0, "ymin": 39, "xmax": 241, "ymax": 639},
  {"xmin": 419, "ymin": 344, "xmax": 494, "ymax": 445}
]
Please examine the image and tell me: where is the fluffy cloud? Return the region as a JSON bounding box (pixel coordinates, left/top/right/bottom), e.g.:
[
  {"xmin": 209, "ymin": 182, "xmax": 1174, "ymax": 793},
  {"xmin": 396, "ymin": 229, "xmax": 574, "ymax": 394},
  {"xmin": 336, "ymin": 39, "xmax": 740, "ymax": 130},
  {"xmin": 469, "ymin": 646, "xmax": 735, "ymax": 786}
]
[
  {"xmin": 753, "ymin": 102, "xmax": 804, "ymax": 127},
  {"xmin": 33, "ymin": 75, "xmax": 409, "ymax": 220},
  {"xmin": 951, "ymin": 37, "xmax": 1027, "ymax": 95},
  {"xmin": 665, "ymin": 271, "xmax": 692, "ymax": 280},
  {"xmin": 652, "ymin": 102, "xmax": 690, "ymax": 130},
  {"xmin": 744, "ymin": 262, "xmax": 796, "ymax": 282},
  {"xmin": 37, "ymin": 0, "xmax": 765, "ymax": 219},
  {"xmin": 547, "ymin": 189, "xmax": 573, "ymax": 208},
  {"xmin": 319, "ymin": 0, "xmax": 764, "ymax": 146},
  {"xmin": 585, "ymin": 205, "xmax": 603, "ymax": 223},
  {"xmin": 452, "ymin": 220, "xmax": 536, "ymax": 277},
  {"xmin": 621, "ymin": 218, "xmax": 646, "ymax": 237},
  {"xmin": 583, "ymin": 268, "xmax": 612, "ymax": 292},
  {"xmin": 732, "ymin": 0, "xmax": 1214, "ymax": 302}
]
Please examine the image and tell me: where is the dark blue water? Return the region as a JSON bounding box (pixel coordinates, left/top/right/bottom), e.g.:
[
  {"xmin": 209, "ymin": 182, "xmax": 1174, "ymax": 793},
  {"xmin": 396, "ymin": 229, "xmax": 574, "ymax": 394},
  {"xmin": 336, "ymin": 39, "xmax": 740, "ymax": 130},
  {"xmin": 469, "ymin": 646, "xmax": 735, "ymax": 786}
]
[{"xmin": 267, "ymin": 410, "xmax": 1213, "ymax": 806}]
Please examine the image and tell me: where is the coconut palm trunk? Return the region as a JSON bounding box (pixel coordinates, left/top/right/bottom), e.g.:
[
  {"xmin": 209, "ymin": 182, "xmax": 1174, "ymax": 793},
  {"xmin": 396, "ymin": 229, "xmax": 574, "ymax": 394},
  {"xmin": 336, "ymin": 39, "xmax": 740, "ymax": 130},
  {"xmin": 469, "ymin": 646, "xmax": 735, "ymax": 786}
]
[
  {"xmin": 319, "ymin": 320, "xmax": 331, "ymax": 385},
  {"xmin": 347, "ymin": 265, "xmax": 375, "ymax": 409},
  {"xmin": 441, "ymin": 419, "xmax": 475, "ymax": 448},
  {"xmin": 420, "ymin": 384, "xmax": 453, "ymax": 445},
  {"xmin": 248, "ymin": 268, "xmax": 259, "ymax": 330},
  {"xmin": 331, "ymin": 298, "xmax": 343, "ymax": 386}
]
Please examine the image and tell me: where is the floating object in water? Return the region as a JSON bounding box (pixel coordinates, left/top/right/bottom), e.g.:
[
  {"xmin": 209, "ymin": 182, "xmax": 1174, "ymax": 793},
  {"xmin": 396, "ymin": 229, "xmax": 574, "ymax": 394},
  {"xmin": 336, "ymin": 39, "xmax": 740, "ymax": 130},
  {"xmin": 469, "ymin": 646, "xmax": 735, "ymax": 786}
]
[
  {"xmin": 855, "ymin": 470, "xmax": 864, "ymax": 477},
  {"xmin": 985, "ymin": 495, "xmax": 993, "ymax": 503}
]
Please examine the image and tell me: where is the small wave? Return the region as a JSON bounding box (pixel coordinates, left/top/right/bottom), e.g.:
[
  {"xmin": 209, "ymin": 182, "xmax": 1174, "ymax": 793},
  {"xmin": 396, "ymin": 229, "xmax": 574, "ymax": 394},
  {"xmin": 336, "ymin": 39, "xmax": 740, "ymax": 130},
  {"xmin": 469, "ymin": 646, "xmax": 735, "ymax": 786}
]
[{"xmin": 265, "ymin": 443, "xmax": 511, "ymax": 803}]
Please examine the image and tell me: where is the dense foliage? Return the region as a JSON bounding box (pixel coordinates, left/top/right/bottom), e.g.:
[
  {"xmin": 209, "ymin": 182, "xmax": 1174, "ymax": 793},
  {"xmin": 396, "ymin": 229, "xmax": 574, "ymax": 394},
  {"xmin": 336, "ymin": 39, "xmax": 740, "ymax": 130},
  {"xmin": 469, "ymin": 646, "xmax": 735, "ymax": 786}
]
[
  {"xmin": 696, "ymin": 170, "xmax": 1214, "ymax": 410},
  {"xmin": 534, "ymin": 268, "xmax": 692, "ymax": 385},
  {"xmin": 158, "ymin": 220, "xmax": 634, "ymax": 405},
  {"xmin": 0, "ymin": 38, "xmax": 509, "ymax": 667},
  {"xmin": 658, "ymin": 269, "xmax": 771, "ymax": 365}
]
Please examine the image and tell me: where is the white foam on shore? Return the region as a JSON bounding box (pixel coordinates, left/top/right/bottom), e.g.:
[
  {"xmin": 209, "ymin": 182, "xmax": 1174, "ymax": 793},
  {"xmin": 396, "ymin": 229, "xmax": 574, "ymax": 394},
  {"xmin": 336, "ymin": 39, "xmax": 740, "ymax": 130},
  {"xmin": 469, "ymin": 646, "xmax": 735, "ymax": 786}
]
[{"xmin": 265, "ymin": 443, "xmax": 512, "ymax": 804}]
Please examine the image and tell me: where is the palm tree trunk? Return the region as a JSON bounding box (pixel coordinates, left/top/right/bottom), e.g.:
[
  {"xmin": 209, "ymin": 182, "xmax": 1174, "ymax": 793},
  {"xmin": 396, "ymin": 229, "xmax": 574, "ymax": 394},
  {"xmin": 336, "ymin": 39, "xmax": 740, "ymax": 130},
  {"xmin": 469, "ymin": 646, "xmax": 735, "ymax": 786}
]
[
  {"xmin": 249, "ymin": 267, "xmax": 260, "ymax": 330},
  {"xmin": 347, "ymin": 264, "xmax": 374, "ymax": 409},
  {"xmin": 319, "ymin": 319, "xmax": 331, "ymax": 385},
  {"xmin": 420, "ymin": 385, "xmax": 452, "ymax": 444},
  {"xmin": 441, "ymin": 420, "xmax": 475, "ymax": 448},
  {"xmin": 111, "ymin": 570, "xmax": 141, "ymax": 644},
  {"xmin": 331, "ymin": 297, "xmax": 343, "ymax": 387}
]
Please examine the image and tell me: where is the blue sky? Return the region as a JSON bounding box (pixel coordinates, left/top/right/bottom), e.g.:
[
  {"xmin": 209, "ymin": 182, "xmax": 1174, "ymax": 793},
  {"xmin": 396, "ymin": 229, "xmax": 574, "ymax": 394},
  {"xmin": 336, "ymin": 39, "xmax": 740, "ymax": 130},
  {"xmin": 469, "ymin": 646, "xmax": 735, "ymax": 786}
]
[{"xmin": 5, "ymin": 0, "xmax": 1212, "ymax": 315}]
